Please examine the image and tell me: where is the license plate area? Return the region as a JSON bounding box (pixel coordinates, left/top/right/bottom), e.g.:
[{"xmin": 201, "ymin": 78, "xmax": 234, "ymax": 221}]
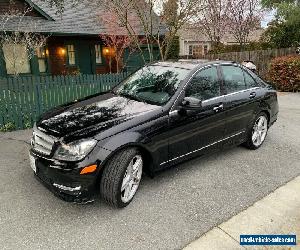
[{"xmin": 29, "ymin": 154, "xmax": 37, "ymax": 173}]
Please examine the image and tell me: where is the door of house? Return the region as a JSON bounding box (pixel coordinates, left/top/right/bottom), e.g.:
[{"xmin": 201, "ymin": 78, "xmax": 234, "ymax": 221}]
[{"xmin": 77, "ymin": 41, "xmax": 93, "ymax": 74}]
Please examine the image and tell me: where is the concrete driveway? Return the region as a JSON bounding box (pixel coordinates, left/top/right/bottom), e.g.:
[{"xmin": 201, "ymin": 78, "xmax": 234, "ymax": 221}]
[{"xmin": 0, "ymin": 93, "xmax": 299, "ymax": 250}]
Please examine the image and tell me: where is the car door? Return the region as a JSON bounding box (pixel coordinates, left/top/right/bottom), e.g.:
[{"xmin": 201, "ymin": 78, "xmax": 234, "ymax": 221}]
[
  {"xmin": 220, "ymin": 64, "xmax": 262, "ymax": 144},
  {"xmin": 164, "ymin": 65, "xmax": 227, "ymax": 167}
]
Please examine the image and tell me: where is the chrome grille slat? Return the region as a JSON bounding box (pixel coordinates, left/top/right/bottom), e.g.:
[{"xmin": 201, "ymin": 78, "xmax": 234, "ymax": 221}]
[
  {"xmin": 32, "ymin": 126, "xmax": 56, "ymax": 156},
  {"xmin": 35, "ymin": 135, "xmax": 53, "ymax": 150}
]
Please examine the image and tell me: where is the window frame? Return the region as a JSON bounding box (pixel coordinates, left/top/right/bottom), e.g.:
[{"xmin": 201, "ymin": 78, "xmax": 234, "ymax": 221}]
[
  {"xmin": 66, "ymin": 44, "xmax": 77, "ymax": 66},
  {"xmin": 188, "ymin": 45, "xmax": 193, "ymax": 56},
  {"xmin": 94, "ymin": 44, "xmax": 104, "ymax": 65},
  {"xmin": 2, "ymin": 43, "xmax": 32, "ymax": 75},
  {"xmin": 36, "ymin": 46, "xmax": 48, "ymax": 74}
]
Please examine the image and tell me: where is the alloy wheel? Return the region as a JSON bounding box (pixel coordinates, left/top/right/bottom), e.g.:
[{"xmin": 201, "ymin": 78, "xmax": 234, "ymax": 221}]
[
  {"xmin": 252, "ymin": 115, "xmax": 268, "ymax": 147},
  {"xmin": 121, "ymin": 155, "xmax": 143, "ymax": 203}
]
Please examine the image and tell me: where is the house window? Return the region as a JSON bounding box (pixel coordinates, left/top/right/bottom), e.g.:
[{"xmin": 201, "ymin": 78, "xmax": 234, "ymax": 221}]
[
  {"xmin": 36, "ymin": 47, "xmax": 47, "ymax": 73},
  {"xmin": 192, "ymin": 45, "xmax": 203, "ymax": 57},
  {"xmin": 188, "ymin": 45, "xmax": 193, "ymax": 55},
  {"xmin": 2, "ymin": 43, "xmax": 31, "ymax": 75},
  {"xmin": 95, "ymin": 44, "xmax": 102, "ymax": 64},
  {"xmin": 204, "ymin": 45, "xmax": 208, "ymax": 55},
  {"xmin": 67, "ymin": 44, "xmax": 76, "ymax": 65}
]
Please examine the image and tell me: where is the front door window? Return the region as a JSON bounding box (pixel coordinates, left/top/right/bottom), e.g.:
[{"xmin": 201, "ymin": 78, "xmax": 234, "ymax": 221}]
[{"xmin": 186, "ymin": 66, "xmax": 220, "ymax": 100}]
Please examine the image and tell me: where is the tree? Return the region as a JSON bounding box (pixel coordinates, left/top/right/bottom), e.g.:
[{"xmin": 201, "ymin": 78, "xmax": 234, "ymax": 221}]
[
  {"xmin": 195, "ymin": 0, "xmax": 231, "ymax": 49},
  {"xmin": 158, "ymin": 0, "xmax": 202, "ymax": 60},
  {"xmin": 261, "ymin": 0, "xmax": 300, "ymax": 47},
  {"xmin": 98, "ymin": 12, "xmax": 134, "ymax": 73},
  {"xmin": 227, "ymin": 0, "xmax": 263, "ymax": 50},
  {"xmin": 0, "ymin": 4, "xmax": 48, "ymax": 76},
  {"xmin": 262, "ymin": 19, "xmax": 300, "ymax": 47},
  {"xmin": 44, "ymin": 0, "xmax": 202, "ymax": 61}
]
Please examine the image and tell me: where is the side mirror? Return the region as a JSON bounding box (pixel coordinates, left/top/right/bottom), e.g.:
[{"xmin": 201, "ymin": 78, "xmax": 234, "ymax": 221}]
[{"xmin": 181, "ymin": 96, "xmax": 202, "ymax": 109}]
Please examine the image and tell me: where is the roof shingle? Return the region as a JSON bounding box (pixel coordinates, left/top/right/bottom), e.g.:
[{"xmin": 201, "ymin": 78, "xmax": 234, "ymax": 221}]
[{"xmin": 0, "ymin": 0, "xmax": 163, "ymax": 36}]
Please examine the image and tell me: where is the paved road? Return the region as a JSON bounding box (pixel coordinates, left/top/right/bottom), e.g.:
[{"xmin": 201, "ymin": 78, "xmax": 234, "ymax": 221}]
[{"xmin": 0, "ymin": 93, "xmax": 299, "ymax": 250}]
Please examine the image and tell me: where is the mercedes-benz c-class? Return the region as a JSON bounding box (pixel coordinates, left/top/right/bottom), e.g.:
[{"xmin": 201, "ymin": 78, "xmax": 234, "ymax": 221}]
[{"xmin": 29, "ymin": 60, "xmax": 278, "ymax": 207}]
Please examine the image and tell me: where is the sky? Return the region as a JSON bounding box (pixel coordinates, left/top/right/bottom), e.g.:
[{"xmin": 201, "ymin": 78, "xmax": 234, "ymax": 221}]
[{"xmin": 261, "ymin": 10, "xmax": 276, "ymax": 27}]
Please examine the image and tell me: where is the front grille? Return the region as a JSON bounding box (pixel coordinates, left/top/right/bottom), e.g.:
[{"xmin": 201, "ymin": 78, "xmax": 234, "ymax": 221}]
[{"xmin": 31, "ymin": 126, "xmax": 56, "ymax": 156}]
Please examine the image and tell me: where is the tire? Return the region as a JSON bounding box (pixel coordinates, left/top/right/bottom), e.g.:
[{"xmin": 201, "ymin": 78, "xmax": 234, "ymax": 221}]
[
  {"xmin": 244, "ymin": 112, "xmax": 269, "ymax": 150},
  {"xmin": 100, "ymin": 148, "xmax": 143, "ymax": 208}
]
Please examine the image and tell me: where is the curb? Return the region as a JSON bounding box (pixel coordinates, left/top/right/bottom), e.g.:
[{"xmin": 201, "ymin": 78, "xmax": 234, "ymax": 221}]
[{"xmin": 184, "ymin": 176, "xmax": 300, "ymax": 250}]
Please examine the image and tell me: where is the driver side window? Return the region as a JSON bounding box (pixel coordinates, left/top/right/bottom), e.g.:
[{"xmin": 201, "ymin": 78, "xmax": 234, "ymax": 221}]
[{"xmin": 186, "ymin": 66, "xmax": 220, "ymax": 100}]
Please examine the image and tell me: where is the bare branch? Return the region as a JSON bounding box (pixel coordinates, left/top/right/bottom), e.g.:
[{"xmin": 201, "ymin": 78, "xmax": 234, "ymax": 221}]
[{"xmin": 0, "ymin": 3, "xmax": 48, "ymax": 76}]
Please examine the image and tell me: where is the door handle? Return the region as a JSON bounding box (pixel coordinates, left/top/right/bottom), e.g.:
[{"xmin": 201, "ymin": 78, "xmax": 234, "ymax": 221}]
[
  {"xmin": 249, "ymin": 92, "xmax": 256, "ymax": 98},
  {"xmin": 213, "ymin": 104, "xmax": 224, "ymax": 112}
]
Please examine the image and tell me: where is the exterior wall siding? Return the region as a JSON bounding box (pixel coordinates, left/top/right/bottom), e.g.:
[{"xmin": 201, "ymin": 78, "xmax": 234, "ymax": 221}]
[{"xmin": 47, "ymin": 37, "xmax": 111, "ymax": 75}]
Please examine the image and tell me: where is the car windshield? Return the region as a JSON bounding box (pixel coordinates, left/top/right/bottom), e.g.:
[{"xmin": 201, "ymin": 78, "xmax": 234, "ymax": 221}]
[{"xmin": 114, "ymin": 65, "xmax": 191, "ymax": 105}]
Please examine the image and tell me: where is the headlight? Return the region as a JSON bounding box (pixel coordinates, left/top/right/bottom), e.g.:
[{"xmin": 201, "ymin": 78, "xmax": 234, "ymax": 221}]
[{"xmin": 54, "ymin": 139, "xmax": 97, "ymax": 161}]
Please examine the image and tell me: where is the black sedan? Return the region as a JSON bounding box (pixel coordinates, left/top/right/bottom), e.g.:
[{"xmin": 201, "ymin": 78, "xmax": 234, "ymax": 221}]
[{"xmin": 29, "ymin": 60, "xmax": 278, "ymax": 208}]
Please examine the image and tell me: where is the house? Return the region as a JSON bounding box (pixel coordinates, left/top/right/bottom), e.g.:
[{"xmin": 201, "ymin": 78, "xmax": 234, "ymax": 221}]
[
  {"xmin": 178, "ymin": 25, "xmax": 264, "ymax": 58},
  {"xmin": 0, "ymin": 0, "xmax": 159, "ymax": 77},
  {"xmin": 178, "ymin": 26, "xmax": 211, "ymax": 58}
]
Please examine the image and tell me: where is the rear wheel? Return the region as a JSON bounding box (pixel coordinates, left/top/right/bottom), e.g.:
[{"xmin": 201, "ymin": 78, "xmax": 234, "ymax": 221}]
[
  {"xmin": 244, "ymin": 113, "xmax": 268, "ymax": 150},
  {"xmin": 100, "ymin": 148, "xmax": 143, "ymax": 208}
]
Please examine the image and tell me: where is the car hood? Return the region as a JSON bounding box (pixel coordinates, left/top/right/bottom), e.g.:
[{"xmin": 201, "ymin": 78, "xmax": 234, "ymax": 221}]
[{"xmin": 37, "ymin": 93, "xmax": 161, "ymax": 141}]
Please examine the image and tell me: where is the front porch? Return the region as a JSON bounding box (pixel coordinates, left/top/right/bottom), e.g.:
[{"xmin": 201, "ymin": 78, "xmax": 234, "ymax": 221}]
[{"xmin": 0, "ymin": 36, "xmax": 115, "ymax": 77}]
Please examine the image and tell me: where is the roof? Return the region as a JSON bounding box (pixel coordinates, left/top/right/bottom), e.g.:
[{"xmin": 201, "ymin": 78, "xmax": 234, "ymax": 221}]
[
  {"xmin": 151, "ymin": 61, "xmax": 205, "ymax": 70},
  {"xmin": 151, "ymin": 60, "xmax": 237, "ymax": 70},
  {"xmin": 177, "ymin": 25, "xmax": 210, "ymax": 42},
  {"xmin": 0, "ymin": 0, "xmax": 164, "ymax": 36},
  {"xmin": 178, "ymin": 24, "xmax": 264, "ymax": 44}
]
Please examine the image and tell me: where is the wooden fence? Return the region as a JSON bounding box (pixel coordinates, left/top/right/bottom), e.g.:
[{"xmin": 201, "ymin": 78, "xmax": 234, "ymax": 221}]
[
  {"xmin": 193, "ymin": 47, "xmax": 297, "ymax": 77},
  {"xmin": 0, "ymin": 72, "xmax": 131, "ymax": 131}
]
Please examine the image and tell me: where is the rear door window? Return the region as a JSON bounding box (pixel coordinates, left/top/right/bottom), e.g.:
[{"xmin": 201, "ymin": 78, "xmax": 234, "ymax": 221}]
[
  {"xmin": 221, "ymin": 65, "xmax": 246, "ymax": 94},
  {"xmin": 244, "ymin": 70, "xmax": 260, "ymax": 88}
]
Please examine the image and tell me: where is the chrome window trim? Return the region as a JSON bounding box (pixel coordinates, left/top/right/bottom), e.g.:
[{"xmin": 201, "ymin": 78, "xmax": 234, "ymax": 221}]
[
  {"xmin": 170, "ymin": 63, "xmax": 261, "ymax": 114},
  {"xmin": 220, "ymin": 87, "xmax": 261, "ymax": 99},
  {"xmin": 159, "ymin": 130, "xmax": 245, "ymax": 166}
]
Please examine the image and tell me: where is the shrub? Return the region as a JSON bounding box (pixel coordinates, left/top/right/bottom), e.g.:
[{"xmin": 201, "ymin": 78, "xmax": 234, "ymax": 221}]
[
  {"xmin": 0, "ymin": 122, "xmax": 16, "ymax": 132},
  {"xmin": 267, "ymin": 55, "xmax": 300, "ymax": 92}
]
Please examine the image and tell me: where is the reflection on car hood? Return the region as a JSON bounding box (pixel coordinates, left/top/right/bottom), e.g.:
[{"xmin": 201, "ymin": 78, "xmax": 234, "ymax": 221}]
[{"xmin": 37, "ymin": 93, "xmax": 159, "ymax": 140}]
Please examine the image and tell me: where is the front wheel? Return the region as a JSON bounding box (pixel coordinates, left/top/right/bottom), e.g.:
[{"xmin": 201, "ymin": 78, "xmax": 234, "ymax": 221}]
[
  {"xmin": 244, "ymin": 113, "xmax": 268, "ymax": 150},
  {"xmin": 100, "ymin": 148, "xmax": 143, "ymax": 208}
]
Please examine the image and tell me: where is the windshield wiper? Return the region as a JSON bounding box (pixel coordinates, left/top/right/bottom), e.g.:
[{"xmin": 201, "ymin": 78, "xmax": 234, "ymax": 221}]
[{"xmin": 118, "ymin": 92, "xmax": 144, "ymax": 103}]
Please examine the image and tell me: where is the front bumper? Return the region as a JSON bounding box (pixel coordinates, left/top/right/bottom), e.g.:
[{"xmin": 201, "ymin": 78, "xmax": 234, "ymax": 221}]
[{"xmin": 30, "ymin": 150, "xmax": 100, "ymax": 203}]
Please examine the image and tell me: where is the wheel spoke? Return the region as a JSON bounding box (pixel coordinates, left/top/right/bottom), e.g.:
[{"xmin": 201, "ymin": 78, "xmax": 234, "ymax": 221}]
[
  {"xmin": 120, "ymin": 154, "xmax": 143, "ymax": 203},
  {"xmin": 121, "ymin": 176, "xmax": 130, "ymax": 191},
  {"xmin": 257, "ymin": 132, "xmax": 262, "ymax": 144},
  {"xmin": 252, "ymin": 131, "xmax": 258, "ymax": 141},
  {"xmin": 258, "ymin": 118, "xmax": 264, "ymax": 128},
  {"xmin": 252, "ymin": 116, "xmax": 268, "ymax": 147},
  {"xmin": 124, "ymin": 185, "xmax": 131, "ymax": 200}
]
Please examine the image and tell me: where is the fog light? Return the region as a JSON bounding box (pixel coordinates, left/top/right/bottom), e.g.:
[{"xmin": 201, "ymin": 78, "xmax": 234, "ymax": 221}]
[{"xmin": 80, "ymin": 164, "xmax": 97, "ymax": 175}]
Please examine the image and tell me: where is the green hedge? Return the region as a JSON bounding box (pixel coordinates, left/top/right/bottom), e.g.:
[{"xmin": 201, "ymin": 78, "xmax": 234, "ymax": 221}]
[{"xmin": 267, "ymin": 55, "xmax": 300, "ymax": 92}]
